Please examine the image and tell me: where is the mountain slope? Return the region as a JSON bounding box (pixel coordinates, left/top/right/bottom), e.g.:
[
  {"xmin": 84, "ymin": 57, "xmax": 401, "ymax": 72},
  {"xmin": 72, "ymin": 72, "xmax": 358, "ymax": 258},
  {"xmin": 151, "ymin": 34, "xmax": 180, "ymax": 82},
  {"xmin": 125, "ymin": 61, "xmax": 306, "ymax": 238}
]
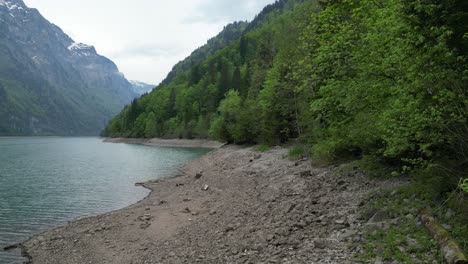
[
  {"xmin": 161, "ymin": 21, "xmax": 248, "ymax": 85},
  {"xmin": 161, "ymin": 0, "xmax": 306, "ymax": 86},
  {"xmin": 104, "ymin": 0, "xmax": 466, "ymax": 183},
  {"xmin": 0, "ymin": 0, "xmax": 138, "ymax": 135}
]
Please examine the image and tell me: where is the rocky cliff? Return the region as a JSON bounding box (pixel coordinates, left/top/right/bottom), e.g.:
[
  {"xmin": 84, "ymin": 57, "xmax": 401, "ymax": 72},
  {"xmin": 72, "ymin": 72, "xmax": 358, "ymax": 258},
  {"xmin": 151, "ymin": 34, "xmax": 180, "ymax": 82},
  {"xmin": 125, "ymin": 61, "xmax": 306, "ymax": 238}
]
[{"xmin": 0, "ymin": 0, "xmax": 139, "ymax": 135}]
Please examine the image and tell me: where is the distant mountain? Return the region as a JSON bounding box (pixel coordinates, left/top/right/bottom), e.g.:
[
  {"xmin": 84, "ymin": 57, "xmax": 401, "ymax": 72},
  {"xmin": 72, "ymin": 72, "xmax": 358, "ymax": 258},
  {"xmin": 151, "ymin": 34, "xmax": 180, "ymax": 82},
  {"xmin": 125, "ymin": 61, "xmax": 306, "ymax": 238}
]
[
  {"xmin": 0, "ymin": 0, "xmax": 140, "ymax": 135},
  {"xmin": 129, "ymin": 80, "xmax": 154, "ymax": 95}
]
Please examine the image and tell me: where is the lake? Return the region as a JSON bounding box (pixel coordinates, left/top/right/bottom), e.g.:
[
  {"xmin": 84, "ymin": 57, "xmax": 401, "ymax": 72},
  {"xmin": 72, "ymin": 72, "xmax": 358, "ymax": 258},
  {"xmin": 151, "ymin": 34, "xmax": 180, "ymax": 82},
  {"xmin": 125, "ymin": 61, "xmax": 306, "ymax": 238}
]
[{"xmin": 0, "ymin": 137, "xmax": 211, "ymax": 263}]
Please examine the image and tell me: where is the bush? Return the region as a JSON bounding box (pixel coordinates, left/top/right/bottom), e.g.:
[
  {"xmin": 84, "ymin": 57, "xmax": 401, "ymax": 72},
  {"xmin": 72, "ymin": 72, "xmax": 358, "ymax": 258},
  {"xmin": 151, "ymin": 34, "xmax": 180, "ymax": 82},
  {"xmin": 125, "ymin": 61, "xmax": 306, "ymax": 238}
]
[{"xmin": 288, "ymin": 145, "xmax": 306, "ymax": 160}]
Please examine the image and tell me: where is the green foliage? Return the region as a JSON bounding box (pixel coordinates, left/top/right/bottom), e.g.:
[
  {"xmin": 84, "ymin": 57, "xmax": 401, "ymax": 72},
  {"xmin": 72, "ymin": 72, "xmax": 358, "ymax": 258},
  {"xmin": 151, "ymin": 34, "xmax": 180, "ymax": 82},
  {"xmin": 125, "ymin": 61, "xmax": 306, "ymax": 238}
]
[
  {"xmin": 288, "ymin": 145, "xmax": 306, "ymax": 160},
  {"xmin": 104, "ymin": 0, "xmax": 466, "ymax": 194},
  {"xmin": 104, "ymin": 0, "xmax": 310, "ymax": 144},
  {"xmin": 255, "ymin": 144, "xmax": 271, "ymax": 152},
  {"xmin": 462, "ymin": 179, "xmax": 468, "ymax": 193}
]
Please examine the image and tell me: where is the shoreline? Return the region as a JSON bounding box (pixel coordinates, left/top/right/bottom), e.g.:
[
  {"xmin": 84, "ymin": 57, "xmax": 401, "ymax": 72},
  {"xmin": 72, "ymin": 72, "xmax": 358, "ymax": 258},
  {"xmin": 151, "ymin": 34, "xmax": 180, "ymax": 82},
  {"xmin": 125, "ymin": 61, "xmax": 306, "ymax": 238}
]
[
  {"xmin": 5, "ymin": 137, "xmax": 220, "ymax": 262},
  {"xmin": 15, "ymin": 177, "xmax": 160, "ymax": 264},
  {"xmin": 103, "ymin": 137, "xmax": 226, "ymax": 149},
  {"xmin": 20, "ymin": 145, "xmax": 390, "ymax": 263}
]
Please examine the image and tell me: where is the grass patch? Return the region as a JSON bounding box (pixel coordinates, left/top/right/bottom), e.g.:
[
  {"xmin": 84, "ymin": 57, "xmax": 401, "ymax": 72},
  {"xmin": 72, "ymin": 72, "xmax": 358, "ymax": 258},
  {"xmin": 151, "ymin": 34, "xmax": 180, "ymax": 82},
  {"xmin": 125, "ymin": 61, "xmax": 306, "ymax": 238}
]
[
  {"xmin": 356, "ymin": 182, "xmax": 467, "ymax": 263},
  {"xmin": 288, "ymin": 145, "xmax": 306, "ymax": 160},
  {"xmin": 255, "ymin": 144, "xmax": 271, "ymax": 152},
  {"xmin": 357, "ymin": 186, "xmax": 439, "ymax": 263}
]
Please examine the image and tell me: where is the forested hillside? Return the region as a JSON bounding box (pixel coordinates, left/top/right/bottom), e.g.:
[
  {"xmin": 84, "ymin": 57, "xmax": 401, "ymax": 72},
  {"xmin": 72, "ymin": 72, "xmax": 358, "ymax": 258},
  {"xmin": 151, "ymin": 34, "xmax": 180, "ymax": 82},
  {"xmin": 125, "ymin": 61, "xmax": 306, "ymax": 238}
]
[
  {"xmin": 162, "ymin": 21, "xmax": 248, "ymax": 85},
  {"xmin": 104, "ymin": 0, "xmax": 467, "ymax": 191}
]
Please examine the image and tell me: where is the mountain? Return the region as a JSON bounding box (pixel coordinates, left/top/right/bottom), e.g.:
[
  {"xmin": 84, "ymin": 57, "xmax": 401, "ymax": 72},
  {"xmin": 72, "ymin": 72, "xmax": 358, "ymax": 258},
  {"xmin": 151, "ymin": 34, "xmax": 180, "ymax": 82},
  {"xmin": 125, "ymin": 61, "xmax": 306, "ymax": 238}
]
[
  {"xmin": 162, "ymin": 21, "xmax": 248, "ymax": 85},
  {"xmin": 160, "ymin": 0, "xmax": 305, "ymax": 86},
  {"xmin": 0, "ymin": 0, "xmax": 139, "ymax": 135},
  {"xmin": 129, "ymin": 80, "xmax": 154, "ymax": 96},
  {"xmin": 103, "ymin": 0, "xmax": 307, "ymax": 139},
  {"xmin": 104, "ymin": 0, "xmax": 466, "ymax": 180}
]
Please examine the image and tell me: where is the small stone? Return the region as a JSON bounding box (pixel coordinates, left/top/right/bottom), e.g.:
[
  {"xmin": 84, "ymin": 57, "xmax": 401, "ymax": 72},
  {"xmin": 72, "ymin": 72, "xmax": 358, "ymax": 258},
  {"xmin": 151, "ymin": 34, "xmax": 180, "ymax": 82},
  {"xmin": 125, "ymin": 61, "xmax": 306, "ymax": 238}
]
[
  {"xmin": 182, "ymin": 207, "xmax": 191, "ymax": 213},
  {"xmin": 209, "ymin": 210, "xmax": 217, "ymax": 215},
  {"xmin": 195, "ymin": 172, "xmax": 203, "ymax": 179},
  {"xmin": 335, "ymin": 219, "xmax": 346, "ymax": 225},
  {"xmin": 313, "ymin": 240, "xmax": 327, "ymax": 249},
  {"xmin": 294, "ymin": 221, "xmax": 307, "ymax": 229},
  {"xmin": 202, "ymin": 185, "xmax": 210, "ymax": 191},
  {"xmin": 225, "ymin": 225, "xmax": 236, "ymax": 232},
  {"xmin": 445, "ymin": 209, "xmax": 454, "ymax": 220},
  {"xmin": 375, "ymin": 256, "xmax": 384, "ymax": 264},
  {"xmin": 337, "ymin": 180, "xmax": 346, "ymax": 186},
  {"xmin": 339, "ymin": 230, "xmax": 356, "ymax": 242},
  {"xmin": 374, "ymin": 244, "xmax": 385, "ymax": 256},
  {"xmin": 442, "ymin": 224, "xmax": 452, "ymax": 231},
  {"xmin": 368, "ymin": 210, "xmax": 390, "ymax": 223}
]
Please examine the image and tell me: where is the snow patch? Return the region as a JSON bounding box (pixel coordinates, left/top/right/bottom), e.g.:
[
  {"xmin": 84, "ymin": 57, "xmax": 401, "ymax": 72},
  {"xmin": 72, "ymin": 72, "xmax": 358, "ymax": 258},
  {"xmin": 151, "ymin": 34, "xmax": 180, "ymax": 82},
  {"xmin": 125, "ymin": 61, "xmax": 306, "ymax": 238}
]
[
  {"xmin": 67, "ymin": 42, "xmax": 92, "ymax": 51},
  {"xmin": 67, "ymin": 42, "xmax": 95, "ymax": 56},
  {"xmin": 0, "ymin": 0, "xmax": 25, "ymax": 11}
]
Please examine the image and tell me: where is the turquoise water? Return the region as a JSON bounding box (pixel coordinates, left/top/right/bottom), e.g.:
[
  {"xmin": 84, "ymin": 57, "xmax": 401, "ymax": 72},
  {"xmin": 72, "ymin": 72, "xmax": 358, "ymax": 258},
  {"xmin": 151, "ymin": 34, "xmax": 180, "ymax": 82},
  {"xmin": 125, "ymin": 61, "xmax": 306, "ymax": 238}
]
[{"xmin": 0, "ymin": 137, "xmax": 210, "ymax": 263}]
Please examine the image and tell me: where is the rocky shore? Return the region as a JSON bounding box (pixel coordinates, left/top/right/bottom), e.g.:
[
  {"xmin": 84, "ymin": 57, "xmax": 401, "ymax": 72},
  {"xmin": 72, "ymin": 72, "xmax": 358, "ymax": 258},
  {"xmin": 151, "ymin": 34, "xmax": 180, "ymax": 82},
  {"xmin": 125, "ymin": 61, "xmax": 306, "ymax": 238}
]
[
  {"xmin": 103, "ymin": 138, "xmax": 225, "ymax": 149},
  {"xmin": 22, "ymin": 145, "xmax": 394, "ymax": 263}
]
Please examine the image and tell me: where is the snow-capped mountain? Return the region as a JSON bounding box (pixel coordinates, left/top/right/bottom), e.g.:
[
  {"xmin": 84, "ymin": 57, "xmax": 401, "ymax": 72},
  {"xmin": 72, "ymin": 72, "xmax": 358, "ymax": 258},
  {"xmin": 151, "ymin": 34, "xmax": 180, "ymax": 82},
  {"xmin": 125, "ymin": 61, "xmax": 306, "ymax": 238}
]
[
  {"xmin": 129, "ymin": 80, "xmax": 155, "ymax": 95},
  {"xmin": 0, "ymin": 0, "xmax": 142, "ymax": 135}
]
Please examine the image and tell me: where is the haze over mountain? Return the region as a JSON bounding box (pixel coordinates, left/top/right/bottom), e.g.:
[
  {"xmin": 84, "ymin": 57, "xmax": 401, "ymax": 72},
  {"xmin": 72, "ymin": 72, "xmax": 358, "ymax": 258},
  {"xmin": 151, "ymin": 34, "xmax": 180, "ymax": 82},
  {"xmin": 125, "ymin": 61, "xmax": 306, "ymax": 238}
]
[
  {"xmin": 0, "ymin": 0, "xmax": 148, "ymax": 135},
  {"xmin": 129, "ymin": 80, "xmax": 155, "ymax": 96}
]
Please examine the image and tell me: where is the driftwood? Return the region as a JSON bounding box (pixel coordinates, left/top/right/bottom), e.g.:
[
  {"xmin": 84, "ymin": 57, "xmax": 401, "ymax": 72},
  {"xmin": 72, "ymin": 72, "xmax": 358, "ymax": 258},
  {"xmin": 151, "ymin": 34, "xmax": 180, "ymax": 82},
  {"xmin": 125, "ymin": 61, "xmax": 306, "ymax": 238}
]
[{"xmin": 419, "ymin": 208, "xmax": 468, "ymax": 264}]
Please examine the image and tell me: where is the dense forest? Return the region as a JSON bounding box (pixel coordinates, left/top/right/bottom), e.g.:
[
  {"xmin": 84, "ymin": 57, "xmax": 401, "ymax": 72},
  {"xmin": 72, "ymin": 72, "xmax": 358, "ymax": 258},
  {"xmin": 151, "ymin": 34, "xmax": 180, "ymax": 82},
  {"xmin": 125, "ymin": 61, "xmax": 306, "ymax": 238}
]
[{"xmin": 104, "ymin": 0, "xmax": 467, "ymax": 193}]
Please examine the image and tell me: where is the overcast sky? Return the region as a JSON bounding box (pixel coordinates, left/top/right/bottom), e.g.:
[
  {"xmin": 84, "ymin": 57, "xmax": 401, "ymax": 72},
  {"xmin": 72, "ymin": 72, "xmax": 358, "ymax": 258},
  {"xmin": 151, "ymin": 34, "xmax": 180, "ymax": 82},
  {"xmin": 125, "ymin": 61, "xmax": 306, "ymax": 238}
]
[{"xmin": 23, "ymin": 0, "xmax": 275, "ymax": 85}]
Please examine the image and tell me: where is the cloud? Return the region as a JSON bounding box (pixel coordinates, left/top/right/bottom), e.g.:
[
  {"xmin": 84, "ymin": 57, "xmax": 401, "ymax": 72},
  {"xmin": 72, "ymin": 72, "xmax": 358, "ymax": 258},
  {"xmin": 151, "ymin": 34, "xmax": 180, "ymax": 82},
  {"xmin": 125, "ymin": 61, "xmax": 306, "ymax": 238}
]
[
  {"xmin": 23, "ymin": 0, "xmax": 275, "ymax": 84},
  {"xmin": 109, "ymin": 43, "xmax": 182, "ymax": 59},
  {"xmin": 186, "ymin": 0, "xmax": 274, "ymax": 23}
]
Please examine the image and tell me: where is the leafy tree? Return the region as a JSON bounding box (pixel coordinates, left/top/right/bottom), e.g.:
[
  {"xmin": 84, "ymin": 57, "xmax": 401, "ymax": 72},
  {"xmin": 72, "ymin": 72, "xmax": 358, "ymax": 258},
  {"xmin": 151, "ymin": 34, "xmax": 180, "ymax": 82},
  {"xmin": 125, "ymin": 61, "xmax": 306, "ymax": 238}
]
[{"xmin": 103, "ymin": 0, "xmax": 467, "ymax": 192}]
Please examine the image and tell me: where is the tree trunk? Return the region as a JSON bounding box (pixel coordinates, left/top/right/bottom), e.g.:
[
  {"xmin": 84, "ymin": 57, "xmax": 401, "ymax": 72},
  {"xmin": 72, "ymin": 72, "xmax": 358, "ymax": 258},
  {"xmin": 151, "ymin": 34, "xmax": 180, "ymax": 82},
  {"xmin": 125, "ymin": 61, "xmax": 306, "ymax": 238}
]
[{"xmin": 419, "ymin": 208, "xmax": 468, "ymax": 264}]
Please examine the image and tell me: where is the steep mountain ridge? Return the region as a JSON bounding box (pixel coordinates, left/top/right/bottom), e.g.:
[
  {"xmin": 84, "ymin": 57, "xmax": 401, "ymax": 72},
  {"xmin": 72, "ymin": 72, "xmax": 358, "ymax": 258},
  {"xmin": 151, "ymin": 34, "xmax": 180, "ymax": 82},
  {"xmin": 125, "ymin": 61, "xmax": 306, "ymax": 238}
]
[
  {"xmin": 161, "ymin": 21, "xmax": 248, "ymax": 85},
  {"xmin": 161, "ymin": 0, "xmax": 305, "ymax": 86},
  {"xmin": 0, "ymin": 0, "xmax": 139, "ymax": 135}
]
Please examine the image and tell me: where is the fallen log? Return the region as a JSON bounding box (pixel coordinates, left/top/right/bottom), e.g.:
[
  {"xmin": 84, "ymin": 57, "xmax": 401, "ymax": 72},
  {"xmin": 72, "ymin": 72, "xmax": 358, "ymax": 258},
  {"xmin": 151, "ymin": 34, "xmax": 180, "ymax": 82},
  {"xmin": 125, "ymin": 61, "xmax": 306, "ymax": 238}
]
[{"xmin": 419, "ymin": 208, "xmax": 468, "ymax": 264}]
